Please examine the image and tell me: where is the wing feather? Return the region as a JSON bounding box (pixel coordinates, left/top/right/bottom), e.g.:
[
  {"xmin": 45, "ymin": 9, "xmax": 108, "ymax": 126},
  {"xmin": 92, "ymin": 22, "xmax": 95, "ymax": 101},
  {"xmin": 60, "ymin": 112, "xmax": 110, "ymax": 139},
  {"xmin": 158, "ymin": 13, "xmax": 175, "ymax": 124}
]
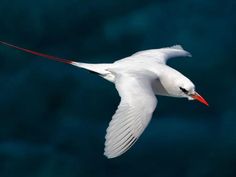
[
  {"xmin": 104, "ymin": 73, "xmax": 157, "ymax": 158},
  {"xmin": 132, "ymin": 45, "xmax": 192, "ymax": 64}
]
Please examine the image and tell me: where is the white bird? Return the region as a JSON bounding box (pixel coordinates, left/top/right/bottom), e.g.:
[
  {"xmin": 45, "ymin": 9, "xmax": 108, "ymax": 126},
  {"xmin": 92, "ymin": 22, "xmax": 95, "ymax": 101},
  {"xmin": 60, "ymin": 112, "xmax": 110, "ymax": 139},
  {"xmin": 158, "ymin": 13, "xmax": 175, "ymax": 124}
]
[{"xmin": 0, "ymin": 41, "xmax": 208, "ymax": 159}]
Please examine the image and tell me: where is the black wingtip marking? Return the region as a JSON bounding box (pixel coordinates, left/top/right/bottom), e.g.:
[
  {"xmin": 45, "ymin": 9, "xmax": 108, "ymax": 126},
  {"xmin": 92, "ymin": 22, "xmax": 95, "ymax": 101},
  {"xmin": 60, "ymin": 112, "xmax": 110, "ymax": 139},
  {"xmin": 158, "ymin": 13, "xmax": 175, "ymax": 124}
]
[{"xmin": 125, "ymin": 136, "xmax": 137, "ymax": 151}]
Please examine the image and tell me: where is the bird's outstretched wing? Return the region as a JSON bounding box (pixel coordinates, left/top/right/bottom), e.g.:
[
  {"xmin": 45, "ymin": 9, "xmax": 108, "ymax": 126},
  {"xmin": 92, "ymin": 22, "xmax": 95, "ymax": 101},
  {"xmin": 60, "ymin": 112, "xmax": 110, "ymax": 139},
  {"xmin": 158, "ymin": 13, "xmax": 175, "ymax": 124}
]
[
  {"xmin": 132, "ymin": 45, "xmax": 192, "ymax": 64},
  {"xmin": 104, "ymin": 73, "xmax": 157, "ymax": 158}
]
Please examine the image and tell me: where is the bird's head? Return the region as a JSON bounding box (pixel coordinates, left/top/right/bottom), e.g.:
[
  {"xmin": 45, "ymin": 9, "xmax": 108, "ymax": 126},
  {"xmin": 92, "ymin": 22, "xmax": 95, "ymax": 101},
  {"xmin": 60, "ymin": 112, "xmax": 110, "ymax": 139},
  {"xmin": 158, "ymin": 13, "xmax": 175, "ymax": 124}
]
[{"xmin": 178, "ymin": 80, "xmax": 209, "ymax": 106}]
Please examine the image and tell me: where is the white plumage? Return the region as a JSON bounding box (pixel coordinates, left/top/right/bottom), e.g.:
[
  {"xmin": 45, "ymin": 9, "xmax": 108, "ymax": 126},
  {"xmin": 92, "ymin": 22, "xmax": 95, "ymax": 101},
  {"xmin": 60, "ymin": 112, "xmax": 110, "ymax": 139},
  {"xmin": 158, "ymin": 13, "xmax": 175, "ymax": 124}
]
[
  {"xmin": 104, "ymin": 72, "xmax": 157, "ymax": 158},
  {"xmin": 99, "ymin": 45, "xmax": 194, "ymax": 158}
]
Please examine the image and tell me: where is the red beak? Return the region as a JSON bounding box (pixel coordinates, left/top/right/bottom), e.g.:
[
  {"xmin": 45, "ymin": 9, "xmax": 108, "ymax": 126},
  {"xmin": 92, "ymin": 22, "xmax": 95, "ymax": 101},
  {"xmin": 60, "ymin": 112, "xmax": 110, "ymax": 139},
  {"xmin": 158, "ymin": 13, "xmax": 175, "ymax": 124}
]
[{"xmin": 190, "ymin": 92, "xmax": 209, "ymax": 106}]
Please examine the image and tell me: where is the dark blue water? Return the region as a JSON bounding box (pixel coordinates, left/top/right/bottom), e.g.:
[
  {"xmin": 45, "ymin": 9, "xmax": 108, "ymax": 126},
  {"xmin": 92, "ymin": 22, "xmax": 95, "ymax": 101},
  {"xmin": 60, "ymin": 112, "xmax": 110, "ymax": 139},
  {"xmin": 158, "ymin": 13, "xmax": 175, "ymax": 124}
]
[{"xmin": 0, "ymin": 0, "xmax": 235, "ymax": 177}]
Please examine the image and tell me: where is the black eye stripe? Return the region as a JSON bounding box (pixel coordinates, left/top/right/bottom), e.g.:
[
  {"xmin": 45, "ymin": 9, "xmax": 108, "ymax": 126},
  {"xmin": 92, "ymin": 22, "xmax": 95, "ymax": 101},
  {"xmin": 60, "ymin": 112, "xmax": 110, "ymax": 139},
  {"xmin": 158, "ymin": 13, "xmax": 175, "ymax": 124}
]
[{"xmin": 180, "ymin": 87, "xmax": 188, "ymax": 93}]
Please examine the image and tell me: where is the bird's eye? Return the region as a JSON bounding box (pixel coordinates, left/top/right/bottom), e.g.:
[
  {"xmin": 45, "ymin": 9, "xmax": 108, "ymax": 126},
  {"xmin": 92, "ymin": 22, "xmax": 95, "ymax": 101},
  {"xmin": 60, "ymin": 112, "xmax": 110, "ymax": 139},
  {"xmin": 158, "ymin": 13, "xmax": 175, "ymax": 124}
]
[{"xmin": 179, "ymin": 87, "xmax": 188, "ymax": 94}]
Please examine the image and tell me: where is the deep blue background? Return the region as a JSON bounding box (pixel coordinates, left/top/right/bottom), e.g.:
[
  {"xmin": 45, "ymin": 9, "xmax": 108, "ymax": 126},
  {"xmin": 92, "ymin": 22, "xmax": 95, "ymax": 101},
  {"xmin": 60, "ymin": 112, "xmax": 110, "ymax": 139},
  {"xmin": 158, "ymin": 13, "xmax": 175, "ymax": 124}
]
[{"xmin": 0, "ymin": 0, "xmax": 236, "ymax": 177}]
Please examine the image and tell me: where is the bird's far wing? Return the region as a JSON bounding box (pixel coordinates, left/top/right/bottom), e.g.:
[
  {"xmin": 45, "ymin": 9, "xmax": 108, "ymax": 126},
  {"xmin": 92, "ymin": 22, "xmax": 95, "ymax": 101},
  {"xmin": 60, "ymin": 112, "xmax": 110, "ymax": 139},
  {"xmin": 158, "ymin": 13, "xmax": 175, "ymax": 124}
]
[
  {"xmin": 104, "ymin": 73, "xmax": 157, "ymax": 158},
  {"xmin": 132, "ymin": 45, "xmax": 192, "ymax": 64}
]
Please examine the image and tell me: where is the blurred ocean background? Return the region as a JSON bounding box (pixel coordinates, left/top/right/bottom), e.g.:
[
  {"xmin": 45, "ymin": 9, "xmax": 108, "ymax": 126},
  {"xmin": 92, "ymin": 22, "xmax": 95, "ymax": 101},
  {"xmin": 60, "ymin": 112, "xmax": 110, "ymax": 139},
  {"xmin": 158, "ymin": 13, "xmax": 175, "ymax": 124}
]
[{"xmin": 0, "ymin": 0, "xmax": 235, "ymax": 177}]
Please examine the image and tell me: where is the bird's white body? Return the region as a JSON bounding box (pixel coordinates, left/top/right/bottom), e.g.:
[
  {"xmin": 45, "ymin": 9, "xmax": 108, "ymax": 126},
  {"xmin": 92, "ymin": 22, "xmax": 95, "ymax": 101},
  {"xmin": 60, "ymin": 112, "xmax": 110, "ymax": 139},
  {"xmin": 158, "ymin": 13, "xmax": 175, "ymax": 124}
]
[
  {"xmin": 0, "ymin": 41, "xmax": 208, "ymax": 159},
  {"xmin": 72, "ymin": 45, "xmax": 196, "ymax": 158},
  {"xmin": 72, "ymin": 45, "xmax": 194, "ymax": 96}
]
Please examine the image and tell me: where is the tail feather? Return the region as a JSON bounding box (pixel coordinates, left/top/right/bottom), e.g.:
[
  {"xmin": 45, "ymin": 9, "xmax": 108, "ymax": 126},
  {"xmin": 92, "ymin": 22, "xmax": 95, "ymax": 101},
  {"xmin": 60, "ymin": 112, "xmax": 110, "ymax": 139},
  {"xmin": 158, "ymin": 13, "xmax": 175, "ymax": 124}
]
[
  {"xmin": 0, "ymin": 41, "xmax": 113, "ymax": 81},
  {"xmin": 71, "ymin": 62, "xmax": 111, "ymax": 75},
  {"xmin": 0, "ymin": 40, "xmax": 74, "ymax": 64},
  {"xmin": 0, "ymin": 40, "xmax": 114, "ymax": 81}
]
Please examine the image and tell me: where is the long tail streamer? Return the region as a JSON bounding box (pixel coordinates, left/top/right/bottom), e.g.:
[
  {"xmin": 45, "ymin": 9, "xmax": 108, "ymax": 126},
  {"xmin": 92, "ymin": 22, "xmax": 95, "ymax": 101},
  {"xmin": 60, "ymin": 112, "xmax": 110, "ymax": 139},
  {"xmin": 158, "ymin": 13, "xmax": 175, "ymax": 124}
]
[{"xmin": 0, "ymin": 40, "xmax": 74, "ymax": 64}]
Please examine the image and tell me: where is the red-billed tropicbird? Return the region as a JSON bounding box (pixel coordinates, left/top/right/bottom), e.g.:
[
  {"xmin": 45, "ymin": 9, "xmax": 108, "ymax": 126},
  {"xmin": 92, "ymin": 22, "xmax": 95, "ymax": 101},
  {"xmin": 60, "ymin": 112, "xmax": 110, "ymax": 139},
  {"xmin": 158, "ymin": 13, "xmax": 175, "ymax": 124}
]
[{"xmin": 0, "ymin": 41, "xmax": 208, "ymax": 158}]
